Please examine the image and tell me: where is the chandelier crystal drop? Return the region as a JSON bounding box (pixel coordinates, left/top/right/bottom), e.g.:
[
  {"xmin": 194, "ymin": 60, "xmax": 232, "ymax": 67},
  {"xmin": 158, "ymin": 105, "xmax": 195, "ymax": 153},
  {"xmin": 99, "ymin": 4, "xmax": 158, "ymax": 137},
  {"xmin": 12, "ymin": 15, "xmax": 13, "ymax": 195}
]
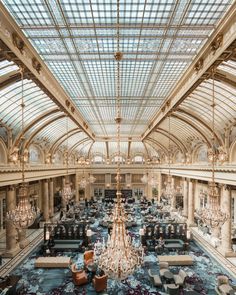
[
  {"xmin": 164, "ymin": 174, "xmax": 175, "ymax": 200},
  {"xmin": 94, "ymin": 196, "xmax": 144, "ymax": 280},
  {"xmin": 62, "ymin": 178, "xmax": 73, "ymax": 203},
  {"xmin": 149, "ymin": 175, "xmax": 158, "ymax": 188},
  {"xmin": 141, "ymin": 174, "xmax": 148, "ymax": 184},
  {"xmin": 79, "ymin": 176, "xmax": 87, "ymax": 189},
  {"xmin": 6, "ymin": 68, "xmax": 40, "ymax": 229},
  {"xmin": 197, "ymin": 182, "xmax": 227, "ymax": 227},
  {"xmin": 62, "ymin": 118, "xmax": 73, "ymax": 204},
  {"xmin": 163, "ymin": 116, "xmax": 175, "ymax": 200},
  {"xmin": 197, "ymin": 70, "xmax": 228, "ymax": 228},
  {"xmin": 7, "ymin": 183, "xmax": 39, "ymax": 229},
  {"xmin": 88, "ymin": 174, "xmax": 96, "ymax": 184}
]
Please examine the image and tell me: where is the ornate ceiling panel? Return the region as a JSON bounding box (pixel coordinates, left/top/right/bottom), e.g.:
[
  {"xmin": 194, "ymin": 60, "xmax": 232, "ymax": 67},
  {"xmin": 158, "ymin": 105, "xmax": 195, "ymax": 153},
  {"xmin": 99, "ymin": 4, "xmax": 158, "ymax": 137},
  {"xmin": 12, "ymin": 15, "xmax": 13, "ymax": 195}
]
[{"xmin": 2, "ymin": 0, "xmax": 233, "ymax": 140}]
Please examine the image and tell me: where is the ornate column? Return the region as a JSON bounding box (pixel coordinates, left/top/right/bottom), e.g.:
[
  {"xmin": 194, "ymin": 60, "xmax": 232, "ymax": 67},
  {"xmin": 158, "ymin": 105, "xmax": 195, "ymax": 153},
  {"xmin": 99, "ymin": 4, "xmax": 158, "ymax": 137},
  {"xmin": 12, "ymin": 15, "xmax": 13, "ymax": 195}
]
[
  {"xmin": 84, "ymin": 172, "xmax": 91, "ymax": 200},
  {"xmin": 171, "ymin": 176, "xmax": 176, "ymax": 210},
  {"xmin": 219, "ymin": 185, "xmax": 232, "ymax": 256},
  {"xmin": 187, "ymin": 179, "xmax": 195, "ymax": 226},
  {"xmin": 43, "ymin": 179, "xmax": 49, "ymax": 221},
  {"xmin": 61, "ymin": 177, "xmax": 66, "ymax": 209},
  {"xmin": 38, "ymin": 179, "xmax": 43, "ymax": 211},
  {"xmin": 75, "ymin": 172, "xmax": 79, "ymax": 203},
  {"xmin": 49, "ymin": 178, "xmax": 54, "ymax": 218},
  {"xmin": 183, "ymin": 178, "xmax": 188, "ymax": 217},
  {"xmin": 3, "ymin": 185, "xmax": 20, "ymax": 257},
  {"xmin": 157, "ymin": 172, "xmax": 162, "ymax": 203}
]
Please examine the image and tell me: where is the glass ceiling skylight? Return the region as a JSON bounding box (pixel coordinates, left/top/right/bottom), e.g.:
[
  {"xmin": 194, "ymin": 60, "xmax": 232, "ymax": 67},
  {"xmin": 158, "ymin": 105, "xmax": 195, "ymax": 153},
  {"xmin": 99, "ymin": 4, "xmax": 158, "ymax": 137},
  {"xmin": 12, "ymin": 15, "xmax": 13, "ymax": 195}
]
[{"xmin": 2, "ymin": 0, "xmax": 233, "ymax": 139}]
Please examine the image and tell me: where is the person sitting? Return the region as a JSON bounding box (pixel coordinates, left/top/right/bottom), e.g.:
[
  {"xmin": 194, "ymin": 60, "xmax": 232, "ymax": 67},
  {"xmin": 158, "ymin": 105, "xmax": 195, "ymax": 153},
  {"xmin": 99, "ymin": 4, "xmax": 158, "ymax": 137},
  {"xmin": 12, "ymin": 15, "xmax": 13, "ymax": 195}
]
[{"xmin": 158, "ymin": 235, "xmax": 165, "ymax": 247}]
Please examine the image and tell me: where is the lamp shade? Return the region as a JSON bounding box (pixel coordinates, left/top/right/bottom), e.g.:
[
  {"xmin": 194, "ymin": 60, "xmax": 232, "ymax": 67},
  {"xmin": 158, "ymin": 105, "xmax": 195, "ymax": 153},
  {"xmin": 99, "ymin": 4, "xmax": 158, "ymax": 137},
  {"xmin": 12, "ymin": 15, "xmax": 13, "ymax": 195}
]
[{"xmin": 86, "ymin": 229, "xmax": 92, "ymax": 237}]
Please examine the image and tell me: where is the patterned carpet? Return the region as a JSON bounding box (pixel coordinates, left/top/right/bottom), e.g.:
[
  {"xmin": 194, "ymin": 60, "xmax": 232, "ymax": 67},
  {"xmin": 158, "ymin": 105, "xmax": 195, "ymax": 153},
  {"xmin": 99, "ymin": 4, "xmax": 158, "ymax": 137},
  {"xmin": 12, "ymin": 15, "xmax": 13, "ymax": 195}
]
[{"xmin": 9, "ymin": 205, "xmax": 236, "ymax": 295}]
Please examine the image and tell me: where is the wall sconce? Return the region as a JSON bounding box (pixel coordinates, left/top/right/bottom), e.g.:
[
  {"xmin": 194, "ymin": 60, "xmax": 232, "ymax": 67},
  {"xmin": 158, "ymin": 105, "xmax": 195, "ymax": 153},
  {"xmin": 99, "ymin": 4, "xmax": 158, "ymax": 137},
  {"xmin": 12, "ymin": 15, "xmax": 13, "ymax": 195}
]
[
  {"xmin": 23, "ymin": 148, "xmax": 29, "ymax": 163},
  {"xmin": 10, "ymin": 147, "xmax": 19, "ymax": 163}
]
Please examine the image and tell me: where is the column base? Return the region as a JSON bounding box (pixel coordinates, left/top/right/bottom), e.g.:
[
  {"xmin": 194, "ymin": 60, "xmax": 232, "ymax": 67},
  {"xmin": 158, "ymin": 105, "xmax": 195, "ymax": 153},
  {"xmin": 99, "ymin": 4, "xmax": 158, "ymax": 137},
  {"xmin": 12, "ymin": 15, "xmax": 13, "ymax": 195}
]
[
  {"xmin": 19, "ymin": 238, "xmax": 30, "ymax": 249},
  {"xmin": 2, "ymin": 245, "xmax": 21, "ymax": 258},
  {"xmin": 218, "ymin": 246, "xmax": 236, "ymax": 257},
  {"xmin": 187, "ymin": 221, "xmax": 196, "ymax": 227}
]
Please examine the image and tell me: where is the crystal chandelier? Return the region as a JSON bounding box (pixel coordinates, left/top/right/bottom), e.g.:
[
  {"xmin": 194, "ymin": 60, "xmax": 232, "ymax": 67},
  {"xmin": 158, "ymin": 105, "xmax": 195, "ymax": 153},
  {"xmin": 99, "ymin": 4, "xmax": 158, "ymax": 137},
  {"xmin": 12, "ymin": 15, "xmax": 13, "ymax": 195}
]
[
  {"xmin": 163, "ymin": 116, "xmax": 175, "ymax": 200},
  {"xmin": 61, "ymin": 178, "xmax": 73, "ymax": 203},
  {"xmin": 149, "ymin": 175, "xmax": 158, "ymax": 188},
  {"xmin": 62, "ymin": 117, "xmax": 73, "ymax": 204},
  {"xmin": 141, "ymin": 173, "xmax": 148, "ymax": 184},
  {"xmin": 164, "ymin": 174, "xmax": 176, "ymax": 200},
  {"xmin": 197, "ymin": 69, "xmax": 228, "ymax": 228},
  {"xmin": 6, "ymin": 68, "xmax": 39, "ymax": 229},
  {"xmin": 79, "ymin": 173, "xmax": 96, "ymax": 188},
  {"xmin": 94, "ymin": 6, "xmax": 144, "ymax": 279}
]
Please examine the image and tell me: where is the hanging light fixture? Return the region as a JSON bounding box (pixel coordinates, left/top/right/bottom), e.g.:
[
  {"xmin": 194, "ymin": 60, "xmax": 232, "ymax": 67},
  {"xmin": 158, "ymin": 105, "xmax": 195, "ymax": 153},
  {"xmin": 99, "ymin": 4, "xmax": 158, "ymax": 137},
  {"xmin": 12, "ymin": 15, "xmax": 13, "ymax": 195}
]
[
  {"xmin": 94, "ymin": 1, "xmax": 144, "ymax": 279},
  {"xmin": 163, "ymin": 115, "xmax": 175, "ymax": 200},
  {"xmin": 6, "ymin": 68, "xmax": 40, "ymax": 229},
  {"xmin": 61, "ymin": 116, "xmax": 73, "ymax": 204},
  {"xmin": 197, "ymin": 69, "xmax": 228, "ymax": 228}
]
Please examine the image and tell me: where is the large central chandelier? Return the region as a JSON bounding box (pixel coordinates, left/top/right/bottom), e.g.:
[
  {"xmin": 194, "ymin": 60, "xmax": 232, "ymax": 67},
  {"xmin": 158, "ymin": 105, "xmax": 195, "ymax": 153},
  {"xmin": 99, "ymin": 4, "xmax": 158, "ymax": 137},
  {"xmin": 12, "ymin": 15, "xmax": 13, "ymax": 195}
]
[
  {"xmin": 94, "ymin": 4, "xmax": 144, "ymax": 278},
  {"xmin": 197, "ymin": 69, "xmax": 228, "ymax": 228},
  {"xmin": 6, "ymin": 68, "xmax": 39, "ymax": 229}
]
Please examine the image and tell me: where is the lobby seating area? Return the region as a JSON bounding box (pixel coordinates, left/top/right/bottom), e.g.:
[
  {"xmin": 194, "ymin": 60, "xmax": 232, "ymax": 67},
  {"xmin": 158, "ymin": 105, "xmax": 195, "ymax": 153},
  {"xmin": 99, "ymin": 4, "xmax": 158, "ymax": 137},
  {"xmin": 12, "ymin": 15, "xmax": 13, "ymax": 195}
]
[
  {"xmin": 42, "ymin": 222, "xmax": 87, "ymax": 253},
  {"xmin": 3, "ymin": 198, "xmax": 236, "ymax": 294}
]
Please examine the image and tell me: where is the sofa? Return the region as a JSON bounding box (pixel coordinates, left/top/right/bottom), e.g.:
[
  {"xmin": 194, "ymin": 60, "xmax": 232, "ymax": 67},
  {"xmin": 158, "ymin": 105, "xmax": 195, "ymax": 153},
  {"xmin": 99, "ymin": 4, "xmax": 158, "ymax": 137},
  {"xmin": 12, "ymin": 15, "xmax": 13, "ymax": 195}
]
[
  {"xmin": 157, "ymin": 255, "xmax": 194, "ymax": 266},
  {"xmin": 50, "ymin": 239, "xmax": 83, "ymax": 251}
]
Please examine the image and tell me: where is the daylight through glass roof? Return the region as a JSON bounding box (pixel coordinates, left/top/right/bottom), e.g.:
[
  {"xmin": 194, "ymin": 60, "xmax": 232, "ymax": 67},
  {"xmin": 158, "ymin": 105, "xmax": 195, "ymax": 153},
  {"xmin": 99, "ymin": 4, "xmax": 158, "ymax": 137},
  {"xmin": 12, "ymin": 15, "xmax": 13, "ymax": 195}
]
[{"xmin": 2, "ymin": 0, "xmax": 233, "ymax": 140}]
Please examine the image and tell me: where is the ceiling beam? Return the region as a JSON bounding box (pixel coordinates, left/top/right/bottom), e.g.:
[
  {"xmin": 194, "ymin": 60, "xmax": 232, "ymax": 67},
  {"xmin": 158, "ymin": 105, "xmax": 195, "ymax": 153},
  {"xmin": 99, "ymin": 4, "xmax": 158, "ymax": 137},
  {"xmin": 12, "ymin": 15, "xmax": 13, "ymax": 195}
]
[
  {"xmin": 20, "ymin": 24, "xmax": 215, "ymax": 30},
  {"xmin": 0, "ymin": 69, "xmax": 21, "ymax": 89}
]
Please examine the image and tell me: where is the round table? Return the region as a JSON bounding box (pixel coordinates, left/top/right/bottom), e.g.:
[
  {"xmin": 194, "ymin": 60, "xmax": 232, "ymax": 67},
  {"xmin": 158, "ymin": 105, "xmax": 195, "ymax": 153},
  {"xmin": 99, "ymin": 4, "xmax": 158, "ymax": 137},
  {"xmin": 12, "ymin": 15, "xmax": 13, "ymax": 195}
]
[{"xmin": 164, "ymin": 270, "xmax": 174, "ymax": 283}]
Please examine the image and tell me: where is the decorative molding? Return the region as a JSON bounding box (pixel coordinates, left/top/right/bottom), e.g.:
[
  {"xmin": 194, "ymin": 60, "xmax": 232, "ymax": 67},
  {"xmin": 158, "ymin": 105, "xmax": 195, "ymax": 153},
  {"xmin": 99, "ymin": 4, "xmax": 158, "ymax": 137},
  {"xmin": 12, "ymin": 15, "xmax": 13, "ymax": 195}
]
[
  {"xmin": 211, "ymin": 33, "xmax": 223, "ymax": 54},
  {"xmin": 194, "ymin": 58, "xmax": 204, "ymax": 72},
  {"xmin": 11, "ymin": 32, "xmax": 24, "ymax": 53},
  {"xmin": 32, "ymin": 57, "xmax": 41, "ymax": 74}
]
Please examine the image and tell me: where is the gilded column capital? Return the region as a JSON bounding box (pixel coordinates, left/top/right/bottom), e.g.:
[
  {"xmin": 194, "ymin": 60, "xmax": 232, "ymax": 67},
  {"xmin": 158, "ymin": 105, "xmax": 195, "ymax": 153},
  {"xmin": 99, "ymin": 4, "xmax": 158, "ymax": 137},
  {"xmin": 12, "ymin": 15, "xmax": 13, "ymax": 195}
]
[{"xmin": 8, "ymin": 185, "xmax": 16, "ymax": 191}]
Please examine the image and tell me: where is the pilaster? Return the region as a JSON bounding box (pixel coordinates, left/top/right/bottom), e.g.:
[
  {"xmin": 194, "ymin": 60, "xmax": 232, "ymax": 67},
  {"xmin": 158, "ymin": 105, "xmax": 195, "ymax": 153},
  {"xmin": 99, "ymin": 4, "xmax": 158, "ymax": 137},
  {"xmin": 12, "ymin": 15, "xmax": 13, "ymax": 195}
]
[{"xmin": 3, "ymin": 185, "xmax": 20, "ymax": 257}]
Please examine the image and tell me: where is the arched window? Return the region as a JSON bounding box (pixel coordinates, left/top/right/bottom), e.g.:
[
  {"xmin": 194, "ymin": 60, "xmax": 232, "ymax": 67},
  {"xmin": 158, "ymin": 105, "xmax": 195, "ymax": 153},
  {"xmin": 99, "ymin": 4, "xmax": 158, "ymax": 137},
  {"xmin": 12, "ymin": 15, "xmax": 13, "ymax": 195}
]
[
  {"xmin": 29, "ymin": 145, "xmax": 42, "ymax": 164},
  {"xmin": 132, "ymin": 155, "xmax": 144, "ymax": 164},
  {"xmin": 196, "ymin": 145, "xmax": 208, "ymax": 163},
  {"xmin": 92, "ymin": 155, "xmax": 104, "ymax": 164}
]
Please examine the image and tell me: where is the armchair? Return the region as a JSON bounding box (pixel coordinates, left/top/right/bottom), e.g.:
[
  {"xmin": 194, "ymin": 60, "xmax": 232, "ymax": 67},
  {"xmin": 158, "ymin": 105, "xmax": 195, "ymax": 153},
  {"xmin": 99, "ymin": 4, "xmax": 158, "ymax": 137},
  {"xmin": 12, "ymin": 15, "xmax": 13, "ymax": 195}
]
[
  {"xmin": 92, "ymin": 274, "xmax": 108, "ymax": 292},
  {"xmin": 215, "ymin": 275, "xmax": 235, "ymax": 295},
  {"xmin": 173, "ymin": 269, "xmax": 187, "ymax": 286},
  {"xmin": 84, "ymin": 250, "xmax": 94, "ymax": 267},
  {"xmin": 71, "ymin": 263, "xmax": 88, "ymax": 286},
  {"xmin": 159, "ymin": 261, "xmax": 169, "ymax": 277}
]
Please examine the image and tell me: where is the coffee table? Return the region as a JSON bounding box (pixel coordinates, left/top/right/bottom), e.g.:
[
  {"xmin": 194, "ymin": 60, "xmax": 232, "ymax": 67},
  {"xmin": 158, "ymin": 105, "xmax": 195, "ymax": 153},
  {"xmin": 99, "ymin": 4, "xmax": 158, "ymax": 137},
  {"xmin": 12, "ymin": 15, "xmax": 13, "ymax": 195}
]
[{"xmin": 164, "ymin": 270, "xmax": 174, "ymax": 283}]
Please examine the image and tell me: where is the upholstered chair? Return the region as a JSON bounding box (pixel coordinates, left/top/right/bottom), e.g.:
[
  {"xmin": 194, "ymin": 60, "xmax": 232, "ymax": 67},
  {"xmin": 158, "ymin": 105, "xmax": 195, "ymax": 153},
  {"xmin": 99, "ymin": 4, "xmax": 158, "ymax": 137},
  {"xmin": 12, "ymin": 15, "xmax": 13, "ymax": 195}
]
[
  {"xmin": 216, "ymin": 275, "xmax": 234, "ymax": 295},
  {"xmin": 84, "ymin": 250, "xmax": 94, "ymax": 267},
  {"xmin": 71, "ymin": 263, "xmax": 88, "ymax": 286},
  {"xmin": 159, "ymin": 261, "xmax": 169, "ymax": 277},
  {"xmin": 92, "ymin": 274, "xmax": 108, "ymax": 292}
]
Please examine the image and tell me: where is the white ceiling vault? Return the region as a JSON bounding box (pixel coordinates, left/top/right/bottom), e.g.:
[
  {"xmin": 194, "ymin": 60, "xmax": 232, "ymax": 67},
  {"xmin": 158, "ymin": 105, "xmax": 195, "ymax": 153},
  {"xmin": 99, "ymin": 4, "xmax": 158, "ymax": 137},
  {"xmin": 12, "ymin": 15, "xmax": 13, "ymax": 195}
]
[{"xmin": 1, "ymin": 1, "xmax": 236, "ymax": 162}]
